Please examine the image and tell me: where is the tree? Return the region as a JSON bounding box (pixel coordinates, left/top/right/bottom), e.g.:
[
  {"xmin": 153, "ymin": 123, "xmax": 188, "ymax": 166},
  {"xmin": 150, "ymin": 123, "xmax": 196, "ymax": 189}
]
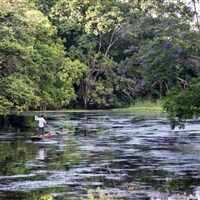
[
  {"xmin": 117, "ymin": 0, "xmax": 199, "ymax": 100},
  {"xmin": 50, "ymin": 0, "xmax": 138, "ymax": 109},
  {"xmin": 0, "ymin": 0, "xmax": 86, "ymax": 113},
  {"xmin": 163, "ymin": 78, "xmax": 200, "ymax": 129},
  {"xmin": 1, "ymin": 0, "xmax": 200, "ymax": 113},
  {"xmin": 57, "ymin": 57, "xmax": 88, "ymax": 107},
  {"xmin": 162, "ymin": 0, "xmax": 200, "ymax": 129},
  {"xmin": 0, "ymin": 75, "xmax": 40, "ymax": 114}
]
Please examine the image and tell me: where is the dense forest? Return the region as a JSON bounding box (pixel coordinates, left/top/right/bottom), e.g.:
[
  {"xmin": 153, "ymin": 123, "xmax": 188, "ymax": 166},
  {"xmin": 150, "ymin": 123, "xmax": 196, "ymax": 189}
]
[{"xmin": 0, "ymin": 0, "xmax": 200, "ymax": 122}]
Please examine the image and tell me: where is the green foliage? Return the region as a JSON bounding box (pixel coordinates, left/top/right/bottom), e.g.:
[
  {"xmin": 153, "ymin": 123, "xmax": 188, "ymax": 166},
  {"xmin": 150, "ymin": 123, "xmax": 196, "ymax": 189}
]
[
  {"xmin": 163, "ymin": 78, "xmax": 200, "ymax": 129},
  {"xmin": 121, "ymin": 1, "xmax": 198, "ymax": 99},
  {"xmin": 85, "ymin": 3, "xmax": 124, "ymax": 35},
  {"xmin": 88, "ymin": 82, "xmax": 114, "ymax": 109},
  {"xmin": 0, "ymin": 96, "xmax": 13, "ymax": 115},
  {"xmin": 83, "ymin": 187, "xmax": 115, "ymax": 200},
  {"xmin": 50, "ymin": 0, "xmax": 138, "ymax": 109},
  {"xmin": 79, "ymin": 53, "xmax": 125, "ymax": 109},
  {"xmin": 0, "ymin": 75, "xmax": 40, "ymax": 113},
  {"xmin": 32, "ymin": 0, "xmax": 57, "ymax": 14},
  {"xmin": 0, "ymin": 0, "xmax": 55, "ymax": 77},
  {"xmin": 1, "ymin": 0, "xmax": 200, "ymax": 114},
  {"xmin": 57, "ymin": 58, "xmax": 88, "ymax": 106},
  {"xmin": 0, "ymin": 0, "xmax": 85, "ymax": 113}
]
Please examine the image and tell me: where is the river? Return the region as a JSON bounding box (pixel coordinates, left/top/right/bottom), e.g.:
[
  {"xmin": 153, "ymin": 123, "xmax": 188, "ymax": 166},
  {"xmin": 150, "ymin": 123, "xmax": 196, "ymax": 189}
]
[{"xmin": 0, "ymin": 111, "xmax": 200, "ymax": 200}]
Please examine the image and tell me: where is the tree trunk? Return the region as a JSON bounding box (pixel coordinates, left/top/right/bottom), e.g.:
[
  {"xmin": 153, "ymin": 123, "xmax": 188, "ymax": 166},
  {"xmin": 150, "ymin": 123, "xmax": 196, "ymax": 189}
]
[{"xmin": 83, "ymin": 82, "xmax": 88, "ymax": 109}]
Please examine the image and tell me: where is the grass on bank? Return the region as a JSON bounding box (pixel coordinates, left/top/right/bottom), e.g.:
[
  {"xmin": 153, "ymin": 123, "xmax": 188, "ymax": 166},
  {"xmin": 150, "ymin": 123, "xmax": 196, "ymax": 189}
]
[
  {"xmin": 112, "ymin": 99, "xmax": 163, "ymax": 112},
  {"xmin": 27, "ymin": 100, "xmax": 163, "ymax": 114}
]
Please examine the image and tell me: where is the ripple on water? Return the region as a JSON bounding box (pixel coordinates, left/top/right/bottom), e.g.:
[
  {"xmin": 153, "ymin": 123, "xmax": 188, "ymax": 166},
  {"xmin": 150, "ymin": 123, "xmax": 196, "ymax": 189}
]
[
  {"xmin": 0, "ymin": 180, "xmax": 79, "ymax": 191},
  {"xmin": 1, "ymin": 112, "xmax": 200, "ymax": 199}
]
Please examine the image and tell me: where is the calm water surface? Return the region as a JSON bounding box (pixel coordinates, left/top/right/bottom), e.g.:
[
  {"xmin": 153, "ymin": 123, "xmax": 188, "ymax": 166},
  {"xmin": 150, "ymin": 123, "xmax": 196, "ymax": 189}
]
[{"xmin": 0, "ymin": 112, "xmax": 200, "ymax": 200}]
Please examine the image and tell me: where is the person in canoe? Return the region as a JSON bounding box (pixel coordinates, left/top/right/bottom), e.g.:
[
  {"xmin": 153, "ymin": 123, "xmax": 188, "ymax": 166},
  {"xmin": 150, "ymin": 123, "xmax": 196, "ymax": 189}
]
[
  {"xmin": 59, "ymin": 117, "xmax": 64, "ymax": 133},
  {"xmin": 33, "ymin": 115, "xmax": 63, "ymax": 140},
  {"xmin": 35, "ymin": 115, "xmax": 47, "ymax": 137}
]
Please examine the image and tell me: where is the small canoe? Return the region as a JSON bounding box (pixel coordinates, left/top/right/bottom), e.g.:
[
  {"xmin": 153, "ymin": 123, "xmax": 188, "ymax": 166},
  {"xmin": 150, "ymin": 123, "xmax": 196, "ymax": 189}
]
[
  {"xmin": 31, "ymin": 131, "xmax": 62, "ymax": 141},
  {"xmin": 31, "ymin": 135, "xmax": 43, "ymax": 141}
]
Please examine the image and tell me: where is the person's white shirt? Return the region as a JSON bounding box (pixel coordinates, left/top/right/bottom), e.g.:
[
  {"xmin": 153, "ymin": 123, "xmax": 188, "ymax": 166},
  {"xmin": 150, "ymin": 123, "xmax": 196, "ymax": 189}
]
[{"xmin": 38, "ymin": 117, "xmax": 46, "ymax": 128}]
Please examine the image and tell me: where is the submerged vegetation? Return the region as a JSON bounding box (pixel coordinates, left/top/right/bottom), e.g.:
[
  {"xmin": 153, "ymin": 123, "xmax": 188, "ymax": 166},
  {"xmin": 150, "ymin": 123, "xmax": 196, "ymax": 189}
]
[{"xmin": 83, "ymin": 187, "xmax": 115, "ymax": 200}]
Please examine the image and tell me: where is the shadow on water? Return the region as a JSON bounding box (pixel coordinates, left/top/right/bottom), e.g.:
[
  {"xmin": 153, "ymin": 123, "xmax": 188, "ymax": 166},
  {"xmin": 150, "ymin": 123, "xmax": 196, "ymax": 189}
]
[{"xmin": 1, "ymin": 112, "xmax": 200, "ymax": 199}]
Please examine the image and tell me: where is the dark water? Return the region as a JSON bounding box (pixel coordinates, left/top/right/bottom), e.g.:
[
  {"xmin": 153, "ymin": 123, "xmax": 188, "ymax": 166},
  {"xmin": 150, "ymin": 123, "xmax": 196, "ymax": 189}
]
[{"xmin": 0, "ymin": 112, "xmax": 200, "ymax": 200}]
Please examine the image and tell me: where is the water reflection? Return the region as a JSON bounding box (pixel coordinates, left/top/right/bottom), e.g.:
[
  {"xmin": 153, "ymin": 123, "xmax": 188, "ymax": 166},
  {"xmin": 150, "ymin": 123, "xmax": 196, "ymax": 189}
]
[
  {"xmin": 36, "ymin": 143, "xmax": 47, "ymax": 161},
  {"xmin": 0, "ymin": 112, "xmax": 200, "ymax": 200}
]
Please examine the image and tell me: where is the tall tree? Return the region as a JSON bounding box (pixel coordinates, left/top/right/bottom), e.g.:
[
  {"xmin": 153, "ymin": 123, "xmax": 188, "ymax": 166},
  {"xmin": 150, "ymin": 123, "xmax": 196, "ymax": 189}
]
[
  {"xmin": 117, "ymin": 0, "xmax": 199, "ymax": 99},
  {"xmin": 50, "ymin": 0, "xmax": 137, "ymax": 109},
  {"xmin": 0, "ymin": 0, "xmax": 86, "ymax": 114}
]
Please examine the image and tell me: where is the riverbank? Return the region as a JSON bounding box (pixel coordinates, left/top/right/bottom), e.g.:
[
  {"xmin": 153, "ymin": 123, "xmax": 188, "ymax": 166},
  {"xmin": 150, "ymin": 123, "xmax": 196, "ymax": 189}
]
[
  {"xmin": 22, "ymin": 100, "xmax": 163, "ymax": 114},
  {"xmin": 112, "ymin": 99, "xmax": 163, "ymax": 112}
]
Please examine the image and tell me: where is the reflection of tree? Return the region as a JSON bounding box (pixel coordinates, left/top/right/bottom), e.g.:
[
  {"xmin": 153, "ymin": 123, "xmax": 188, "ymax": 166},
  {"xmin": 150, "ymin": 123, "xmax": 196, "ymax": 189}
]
[
  {"xmin": 0, "ymin": 115, "xmax": 36, "ymax": 133},
  {"xmin": 165, "ymin": 174, "xmax": 200, "ymax": 195},
  {"xmin": 0, "ymin": 141, "xmax": 37, "ymax": 175}
]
